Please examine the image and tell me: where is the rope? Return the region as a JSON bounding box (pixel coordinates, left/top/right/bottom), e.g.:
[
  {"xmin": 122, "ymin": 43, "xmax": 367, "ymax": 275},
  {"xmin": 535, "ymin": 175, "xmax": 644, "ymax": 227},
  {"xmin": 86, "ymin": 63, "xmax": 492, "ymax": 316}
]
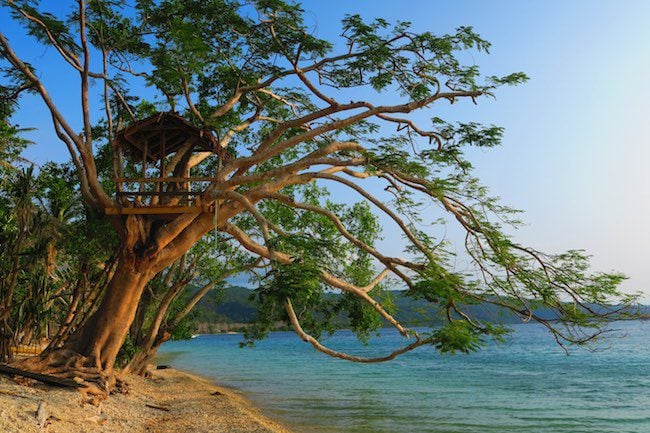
[{"xmin": 213, "ymin": 156, "xmax": 223, "ymax": 250}]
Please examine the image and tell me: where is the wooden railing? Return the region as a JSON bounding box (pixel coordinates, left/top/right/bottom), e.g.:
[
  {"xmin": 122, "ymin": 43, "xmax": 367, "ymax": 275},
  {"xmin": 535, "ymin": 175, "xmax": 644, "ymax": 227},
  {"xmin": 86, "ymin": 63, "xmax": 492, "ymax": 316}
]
[{"xmin": 107, "ymin": 177, "xmax": 220, "ymax": 215}]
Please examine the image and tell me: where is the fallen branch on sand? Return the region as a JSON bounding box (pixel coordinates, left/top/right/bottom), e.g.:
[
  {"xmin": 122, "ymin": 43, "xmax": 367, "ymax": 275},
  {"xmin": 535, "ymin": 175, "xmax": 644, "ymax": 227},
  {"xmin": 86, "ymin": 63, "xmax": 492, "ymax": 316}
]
[
  {"xmin": 0, "ymin": 364, "xmax": 84, "ymax": 388},
  {"xmin": 145, "ymin": 403, "xmax": 170, "ymax": 412}
]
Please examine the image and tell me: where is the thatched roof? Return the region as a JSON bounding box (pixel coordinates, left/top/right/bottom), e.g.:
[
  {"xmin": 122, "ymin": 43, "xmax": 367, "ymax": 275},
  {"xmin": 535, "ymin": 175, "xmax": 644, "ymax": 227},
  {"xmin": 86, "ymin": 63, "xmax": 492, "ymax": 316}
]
[{"xmin": 113, "ymin": 112, "xmax": 229, "ymax": 163}]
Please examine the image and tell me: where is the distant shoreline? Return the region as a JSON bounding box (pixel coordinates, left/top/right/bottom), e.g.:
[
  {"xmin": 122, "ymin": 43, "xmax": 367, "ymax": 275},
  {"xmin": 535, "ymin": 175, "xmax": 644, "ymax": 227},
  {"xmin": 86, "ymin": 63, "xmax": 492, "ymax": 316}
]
[{"xmin": 195, "ymin": 315, "xmax": 650, "ymax": 336}]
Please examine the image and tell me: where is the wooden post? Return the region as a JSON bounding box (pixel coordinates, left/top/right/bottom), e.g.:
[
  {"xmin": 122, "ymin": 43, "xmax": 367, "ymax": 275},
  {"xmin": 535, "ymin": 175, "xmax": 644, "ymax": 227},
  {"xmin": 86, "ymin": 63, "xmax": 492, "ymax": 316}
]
[
  {"xmin": 159, "ymin": 133, "xmax": 166, "ymax": 205},
  {"xmin": 139, "ymin": 141, "xmax": 148, "ymax": 204},
  {"xmin": 141, "ymin": 142, "xmax": 148, "ymax": 188},
  {"xmin": 160, "ymin": 133, "xmax": 166, "ymax": 178}
]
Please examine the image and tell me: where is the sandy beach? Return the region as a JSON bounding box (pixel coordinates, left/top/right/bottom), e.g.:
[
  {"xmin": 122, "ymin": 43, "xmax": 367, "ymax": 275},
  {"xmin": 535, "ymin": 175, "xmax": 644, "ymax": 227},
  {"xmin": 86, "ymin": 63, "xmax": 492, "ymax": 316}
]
[{"xmin": 0, "ymin": 368, "xmax": 294, "ymax": 433}]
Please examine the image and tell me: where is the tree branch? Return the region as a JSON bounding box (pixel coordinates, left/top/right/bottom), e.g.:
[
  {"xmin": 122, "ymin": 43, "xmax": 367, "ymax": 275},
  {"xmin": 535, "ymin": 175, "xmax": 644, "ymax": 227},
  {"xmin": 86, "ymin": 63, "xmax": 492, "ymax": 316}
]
[{"xmin": 284, "ymin": 298, "xmax": 433, "ymax": 363}]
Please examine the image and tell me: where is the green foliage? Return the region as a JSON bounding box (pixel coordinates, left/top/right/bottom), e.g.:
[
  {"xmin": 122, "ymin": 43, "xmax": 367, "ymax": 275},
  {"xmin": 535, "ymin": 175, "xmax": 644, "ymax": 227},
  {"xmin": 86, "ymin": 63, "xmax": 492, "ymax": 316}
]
[
  {"xmin": 115, "ymin": 335, "xmax": 138, "ymax": 368},
  {"xmin": 430, "ymin": 321, "xmax": 483, "ymax": 354},
  {"xmin": 243, "ymin": 259, "xmax": 329, "ymax": 346},
  {"xmin": 332, "ymin": 291, "xmax": 383, "ymax": 343},
  {"xmin": 0, "ymin": 83, "xmax": 31, "ymax": 179},
  {"xmin": 0, "ymin": 164, "xmax": 60, "ymax": 356},
  {"xmin": 169, "ymin": 309, "xmax": 197, "ymax": 341},
  {"xmin": 0, "ymin": 152, "xmax": 118, "ymax": 360}
]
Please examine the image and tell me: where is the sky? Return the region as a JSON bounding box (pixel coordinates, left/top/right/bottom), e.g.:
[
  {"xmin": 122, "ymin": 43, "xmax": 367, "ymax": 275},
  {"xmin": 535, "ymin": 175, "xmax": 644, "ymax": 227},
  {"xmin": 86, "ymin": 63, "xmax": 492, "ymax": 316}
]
[
  {"xmin": 296, "ymin": 0, "xmax": 650, "ymax": 302},
  {"xmin": 4, "ymin": 1, "xmax": 650, "ymax": 302}
]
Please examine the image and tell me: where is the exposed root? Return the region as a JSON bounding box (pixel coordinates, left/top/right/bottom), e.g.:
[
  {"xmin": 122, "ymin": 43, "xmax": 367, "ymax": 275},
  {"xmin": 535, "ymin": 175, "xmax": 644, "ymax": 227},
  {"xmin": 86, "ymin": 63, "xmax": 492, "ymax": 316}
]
[{"xmin": 10, "ymin": 350, "xmax": 127, "ymax": 404}]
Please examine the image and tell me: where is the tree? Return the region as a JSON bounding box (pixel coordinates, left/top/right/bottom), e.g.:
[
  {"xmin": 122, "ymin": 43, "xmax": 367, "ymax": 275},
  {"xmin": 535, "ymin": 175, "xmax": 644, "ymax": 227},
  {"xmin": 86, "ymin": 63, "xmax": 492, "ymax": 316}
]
[{"xmin": 0, "ymin": 0, "xmax": 634, "ymax": 395}]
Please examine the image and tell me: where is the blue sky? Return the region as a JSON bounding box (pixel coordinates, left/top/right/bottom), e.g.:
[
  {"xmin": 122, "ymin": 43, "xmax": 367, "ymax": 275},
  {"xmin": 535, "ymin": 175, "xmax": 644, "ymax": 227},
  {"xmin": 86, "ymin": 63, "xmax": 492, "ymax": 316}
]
[
  {"xmin": 304, "ymin": 0, "xmax": 650, "ymax": 302},
  {"xmin": 297, "ymin": 1, "xmax": 650, "ymax": 302},
  {"xmin": 5, "ymin": 1, "xmax": 650, "ymax": 301}
]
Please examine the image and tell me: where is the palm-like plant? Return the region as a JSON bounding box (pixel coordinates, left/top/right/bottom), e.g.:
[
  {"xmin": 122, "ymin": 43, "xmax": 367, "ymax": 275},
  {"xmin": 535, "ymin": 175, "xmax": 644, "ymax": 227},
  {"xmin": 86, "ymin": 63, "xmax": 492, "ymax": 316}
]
[{"xmin": 0, "ymin": 166, "xmax": 65, "ymax": 360}]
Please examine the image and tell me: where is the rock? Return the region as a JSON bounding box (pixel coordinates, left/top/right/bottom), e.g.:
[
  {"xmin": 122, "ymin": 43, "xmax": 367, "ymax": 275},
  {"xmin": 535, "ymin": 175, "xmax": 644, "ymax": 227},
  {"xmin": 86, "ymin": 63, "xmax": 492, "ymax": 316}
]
[
  {"xmin": 35, "ymin": 401, "xmax": 49, "ymax": 428},
  {"xmin": 86, "ymin": 415, "xmax": 107, "ymax": 425}
]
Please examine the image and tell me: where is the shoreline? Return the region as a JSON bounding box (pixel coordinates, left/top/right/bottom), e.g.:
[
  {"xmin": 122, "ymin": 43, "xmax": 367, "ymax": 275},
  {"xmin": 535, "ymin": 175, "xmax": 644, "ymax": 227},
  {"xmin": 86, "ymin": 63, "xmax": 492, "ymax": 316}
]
[{"xmin": 0, "ymin": 367, "xmax": 295, "ymax": 433}]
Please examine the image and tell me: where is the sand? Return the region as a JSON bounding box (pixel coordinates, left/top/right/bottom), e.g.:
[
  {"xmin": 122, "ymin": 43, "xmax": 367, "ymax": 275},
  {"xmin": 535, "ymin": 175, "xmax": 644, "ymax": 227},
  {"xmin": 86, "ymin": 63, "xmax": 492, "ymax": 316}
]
[{"xmin": 0, "ymin": 368, "xmax": 295, "ymax": 433}]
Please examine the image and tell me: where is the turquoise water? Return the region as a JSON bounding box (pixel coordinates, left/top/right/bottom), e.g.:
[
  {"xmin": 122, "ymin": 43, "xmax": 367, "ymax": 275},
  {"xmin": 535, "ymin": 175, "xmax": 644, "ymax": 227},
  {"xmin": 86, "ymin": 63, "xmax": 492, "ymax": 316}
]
[{"xmin": 157, "ymin": 321, "xmax": 650, "ymax": 433}]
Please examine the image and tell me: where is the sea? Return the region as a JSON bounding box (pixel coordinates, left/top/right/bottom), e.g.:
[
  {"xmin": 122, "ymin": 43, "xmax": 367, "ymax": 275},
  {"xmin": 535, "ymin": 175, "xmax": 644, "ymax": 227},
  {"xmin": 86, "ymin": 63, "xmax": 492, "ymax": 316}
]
[{"xmin": 157, "ymin": 320, "xmax": 650, "ymax": 433}]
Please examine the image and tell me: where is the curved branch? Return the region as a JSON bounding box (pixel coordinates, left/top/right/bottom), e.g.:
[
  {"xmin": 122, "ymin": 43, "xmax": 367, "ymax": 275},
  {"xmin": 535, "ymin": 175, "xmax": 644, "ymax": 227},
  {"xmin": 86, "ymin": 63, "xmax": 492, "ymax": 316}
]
[
  {"xmin": 284, "ymin": 298, "xmax": 433, "ymax": 363},
  {"xmin": 171, "ymin": 258, "xmax": 262, "ymax": 325},
  {"xmin": 9, "ymin": 3, "xmax": 81, "ymax": 69},
  {"xmin": 221, "ymin": 141, "xmax": 365, "ymax": 189},
  {"xmin": 146, "ymin": 212, "xmax": 203, "ymax": 258},
  {"xmin": 50, "ymin": 114, "xmax": 96, "ymax": 206},
  {"xmin": 181, "ymin": 76, "xmax": 205, "ymax": 122},
  {"xmin": 361, "ymin": 268, "xmax": 391, "ymax": 293},
  {"xmin": 78, "ymin": 0, "xmax": 92, "ymax": 148}
]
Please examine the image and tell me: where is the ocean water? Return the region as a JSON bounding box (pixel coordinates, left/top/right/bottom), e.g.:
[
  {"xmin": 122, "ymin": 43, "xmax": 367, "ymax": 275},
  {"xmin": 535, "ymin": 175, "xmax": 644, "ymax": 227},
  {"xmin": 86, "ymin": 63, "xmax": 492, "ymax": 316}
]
[{"xmin": 157, "ymin": 321, "xmax": 650, "ymax": 433}]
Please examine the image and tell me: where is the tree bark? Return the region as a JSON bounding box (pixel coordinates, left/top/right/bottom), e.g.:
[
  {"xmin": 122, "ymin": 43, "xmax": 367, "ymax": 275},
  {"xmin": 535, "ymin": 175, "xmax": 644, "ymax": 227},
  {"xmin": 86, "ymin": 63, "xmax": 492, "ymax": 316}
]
[
  {"xmin": 130, "ymin": 288, "xmax": 151, "ymax": 348},
  {"xmin": 62, "ymin": 249, "xmax": 154, "ymax": 373},
  {"xmin": 123, "ymin": 277, "xmax": 188, "ymax": 375}
]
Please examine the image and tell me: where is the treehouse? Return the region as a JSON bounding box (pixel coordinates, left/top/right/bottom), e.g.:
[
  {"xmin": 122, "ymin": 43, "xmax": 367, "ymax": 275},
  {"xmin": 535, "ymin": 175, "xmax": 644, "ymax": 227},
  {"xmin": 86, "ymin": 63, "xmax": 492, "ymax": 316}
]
[{"xmin": 105, "ymin": 112, "xmax": 229, "ymax": 217}]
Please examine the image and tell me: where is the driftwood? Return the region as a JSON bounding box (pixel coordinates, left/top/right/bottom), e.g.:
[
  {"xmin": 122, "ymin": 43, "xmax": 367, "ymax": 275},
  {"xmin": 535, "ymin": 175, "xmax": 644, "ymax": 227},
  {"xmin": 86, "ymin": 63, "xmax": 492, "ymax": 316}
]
[
  {"xmin": 0, "ymin": 364, "xmax": 83, "ymax": 388},
  {"xmin": 145, "ymin": 403, "xmax": 170, "ymax": 412}
]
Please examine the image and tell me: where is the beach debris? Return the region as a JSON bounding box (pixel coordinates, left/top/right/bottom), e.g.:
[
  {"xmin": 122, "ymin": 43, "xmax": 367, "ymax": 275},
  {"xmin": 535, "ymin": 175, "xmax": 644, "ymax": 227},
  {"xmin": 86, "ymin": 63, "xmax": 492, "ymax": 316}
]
[
  {"xmin": 156, "ymin": 365, "xmax": 171, "ymax": 370},
  {"xmin": 210, "ymin": 390, "xmax": 224, "ymax": 396},
  {"xmin": 145, "ymin": 403, "xmax": 170, "ymax": 412},
  {"xmin": 86, "ymin": 414, "xmax": 107, "ymax": 425},
  {"xmin": 35, "ymin": 401, "xmax": 55, "ymax": 428}
]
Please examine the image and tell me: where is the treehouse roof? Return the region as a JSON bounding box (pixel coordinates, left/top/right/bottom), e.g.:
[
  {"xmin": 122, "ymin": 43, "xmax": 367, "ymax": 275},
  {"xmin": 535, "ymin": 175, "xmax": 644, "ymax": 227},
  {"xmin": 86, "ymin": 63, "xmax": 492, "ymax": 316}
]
[{"xmin": 114, "ymin": 112, "xmax": 229, "ymax": 163}]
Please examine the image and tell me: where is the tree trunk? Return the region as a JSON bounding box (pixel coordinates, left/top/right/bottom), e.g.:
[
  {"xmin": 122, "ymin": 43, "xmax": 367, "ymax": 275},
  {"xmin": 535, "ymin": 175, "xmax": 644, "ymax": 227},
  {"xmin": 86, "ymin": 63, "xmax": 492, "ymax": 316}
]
[
  {"xmin": 12, "ymin": 246, "xmax": 156, "ymax": 397},
  {"xmin": 63, "ymin": 251, "xmax": 154, "ymax": 373},
  {"xmin": 14, "ymin": 214, "xmax": 214, "ymax": 395},
  {"xmin": 0, "ymin": 318, "xmax": 14, "ymax": 363},
  {"xmin": 130, "ymin": 288, "xmax": 151, "ymax": 347},
  {"xmin": 123, "ymin": 279, "xmax": 186, "ymax": 375},
  {"xmin": 123, "ymin": 330, "xmax": 171, "ymax": 376}
]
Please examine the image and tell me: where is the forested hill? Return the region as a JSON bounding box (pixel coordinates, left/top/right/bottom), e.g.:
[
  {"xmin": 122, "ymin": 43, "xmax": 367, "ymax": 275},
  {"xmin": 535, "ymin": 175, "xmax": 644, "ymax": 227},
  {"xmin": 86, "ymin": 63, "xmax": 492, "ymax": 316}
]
[{"xmin": 193, "ymin": 286, "xmax": 650, "ymax": 329}]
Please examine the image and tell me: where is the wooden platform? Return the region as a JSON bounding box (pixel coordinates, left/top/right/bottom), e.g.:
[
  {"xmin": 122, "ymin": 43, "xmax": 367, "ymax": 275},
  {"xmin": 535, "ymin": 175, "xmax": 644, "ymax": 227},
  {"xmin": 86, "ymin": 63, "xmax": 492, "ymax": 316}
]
[{"xmin": 105, "ymin": 206, "xmax": 209, "ymax": 216}]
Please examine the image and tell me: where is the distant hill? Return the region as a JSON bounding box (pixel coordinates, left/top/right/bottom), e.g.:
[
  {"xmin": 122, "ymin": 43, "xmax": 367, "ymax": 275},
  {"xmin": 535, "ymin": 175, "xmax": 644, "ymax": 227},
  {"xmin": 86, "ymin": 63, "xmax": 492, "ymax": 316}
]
[
  {"xmin": 194, "ymin": 286, "xmax": 257, "ymax": 324},
  {"xmin": 193, "ymin": 286, "xmax": 649, "ymax": 330}
]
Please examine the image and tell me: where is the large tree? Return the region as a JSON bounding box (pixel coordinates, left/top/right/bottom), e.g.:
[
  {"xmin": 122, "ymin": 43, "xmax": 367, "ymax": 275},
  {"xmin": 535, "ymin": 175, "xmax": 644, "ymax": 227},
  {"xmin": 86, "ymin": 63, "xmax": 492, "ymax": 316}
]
[{"xmin": 0, "ymin": 0, "xmax": 634, "ymax": 395}]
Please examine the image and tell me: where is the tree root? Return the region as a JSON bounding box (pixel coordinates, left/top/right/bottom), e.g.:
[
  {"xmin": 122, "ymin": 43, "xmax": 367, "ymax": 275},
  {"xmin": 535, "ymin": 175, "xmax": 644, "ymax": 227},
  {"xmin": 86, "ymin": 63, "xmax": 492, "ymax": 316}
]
[{"xmin": 10, "ymin": 351, "xmax": 127, "ymax": 404}]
